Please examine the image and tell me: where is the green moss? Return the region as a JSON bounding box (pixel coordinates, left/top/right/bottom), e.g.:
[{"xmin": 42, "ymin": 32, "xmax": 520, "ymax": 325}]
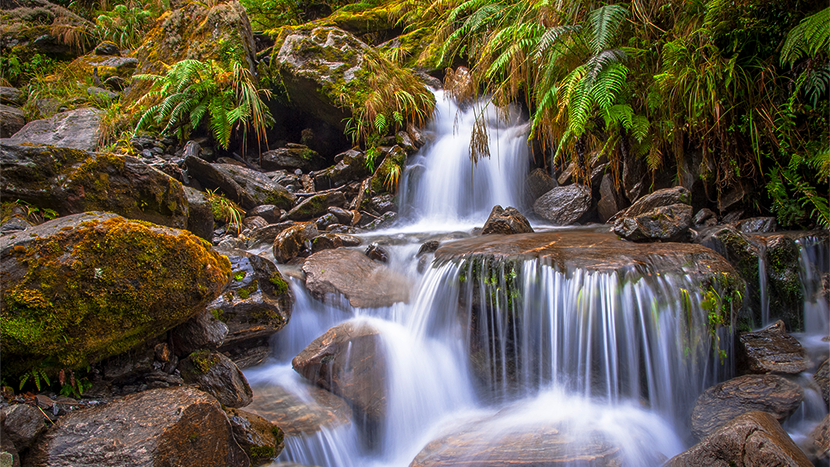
[
  {"xmin": 249, "ymin": 446, "xmax": 275, "ymax": 460},
  {"xmin": 236, "ymin": 280, "xmax": 259, "ymax": 300},
  {"xmin": 189, "ymin": 349, "xmax": 220, "ymax": 374},
  {"xmin": 269, "ymin": 272, "xmax": 288, "ymax": 295},
  {"xmin": 233, "ymin": 271, "xmax": 247, "ymax": 281}
]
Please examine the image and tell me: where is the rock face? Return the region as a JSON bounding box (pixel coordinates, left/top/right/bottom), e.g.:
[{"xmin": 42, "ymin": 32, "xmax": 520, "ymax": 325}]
[
  {"xmin": 0, "ymin": 143, "xmax": 190, "ymax": 230},
  {"xmin": 532, "ymin": 184, "xmax": 593, "ymax": 225},
  {"xmin": 613, "ymin": 204, "xmax": 692, "ymax": 242},
  {"xmin": 24, "ymin": 386, "xmax": 250, "ymax": 467},
  {"xmin": 245, "ymin": 384, "xmax": 353, "ymax": 437},
  {"xmin": 1, "ymin": 404, "xmax": 46, "ymax": 452},
  {"xmin": 480, "ymin": 205, "xmax": 533, "ymax": 235},
  {"xmin": 210, "ymin": 251, "xmax": 293, "ymax": 369},
  {"xmin": 666, "ymin": 411, "xmax": 812, "ymax": 467},
  {"xmin": 525, "ymin": 168, "xmax": 555, "ymax": 204},
  {"xmin": 2, "ymin": 108, "xmax": 102, "ymax": 151},
  {"xmin": 293, "ymin": 321, "xmax": 387, "ymax": 425},
  {"xmin": 302, "ymin": 248, "xmax": 410, "ymax": 308},
  {"xmin": 690, "ymin": 374, "xmax": 804, "ymax": 439},
  {"xmin": 179, "ymin": 350, "xmax": 253, "ymax": 408},
  {"xmin": 0, "ymin": 212, "xmax": 230, "ymax": 378},
  {"xmin": 737, "ymin": 320, "xmax": 810, "ymax": 375}
]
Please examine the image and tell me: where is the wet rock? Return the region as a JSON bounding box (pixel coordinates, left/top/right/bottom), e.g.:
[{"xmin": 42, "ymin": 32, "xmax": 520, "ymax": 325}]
[
  {"xmin": 247, "ymin": 221, "xmax": 295, "ymax": 248},
  {"xmin": 24, "ymin": 386, "xmax": 250, "ymax": 466},
  {"xmin": 481, "ymin": 205, "xmax": 533, "ymax": 235},
  {"xmin": 368, "ymin": 193, "xmax": 396, "ymax": 215},
  {"xmin": 210, "ymin": 251, "xmax": 292, "ymax": 369},
  {"xmin": 272, "ymin": 222, "xmax": 318, "ymax": 264},
  {"xmin": 224, "ymin": 407, "xmax": 284, "ymax": 466},
  {"xmin": 314, "ymin": 213, "xmax": 339, "ymax": 230},
  {"xmin": 302, "ymin": 248, "xmax": 409, "ymax": 308},
  {"xmin": 608, "ymin": 186, "xmax": 691, "ymax": 223},
  {"xmin": 762, "ymin": 234, "xmax": 805, "ymax": 331},
  {"xmin": 737, "ymin": 217, "xmax": 777, "ymax": 234},
  {"xmin": 245, "ymin": 384, "xmax": 353, "ymax": 436},
  {"xmin": 597, "ymin": 173, "xmax": 626, "ymax": 223},
  {"xmin": 313, "ymin": 150, "xmax": 370, "ymax": 190},
  {"xmin": 261, "ymin": 146, "xmax": 324, "ymax": 172},
  {"xmin": 171, "ymin": 309, "xmax": 229, "ymax": 357},
  {"xmin": 243, "ymin": 216, "xmax": 269, "ymax": 231},
  {"xmin": 369, "ymin": 146, "xmax": 406, "ymax": 195},
  {"xmin": 2, "ymin": 107, "xmax": 102, "ymax": 151},
  {"xmin": 184, "ymin": 157, "xmax": 296, "ymax": 210},
  {"xmin": 0, "ymin": 424, "xmax": 20, "ymax": 467},
  {"xmin": 807, "ymin": 413, "xmax": 830, "ymax": 462},
  {"xmin": 737, "ymin": 320, "xmax": 810, "ymax": 375},
  {"xmin": 0, "ymin": 87, "xmax": 22, "ymax": 105},
  {"xmin": 310, "ymin": 233, "xmax": 343, "ymax": 253},
  {"xmin": 525, "ymin": 168, "xmax": 555, "ymax": 204},
  {"xmin": 693, "ymin": 208, "xmax": 718, "ymax": 228},
  {"xmin": 417, "ymin": 241, "xmax": 440, "ymax": 257},
  {"xmin": 183, "ymin": 186, "xmax": 214, "ymax": 241},
  {"xmin": 363, "ymin": 211, "xmax": 397, "ymax": 231},
  {"xmin": 532, "ymin": 184, "xmax": 593, "ymax": 225},
  {"xmin": 94, "ymin": 41, "xmax": 120, "ymax": 55},
  {"xmin": 623, "ymin": 151, "xmax": 647, "ymax": 203},
  {"xmin": 1, "ymin": 404, "xmax": 46, "ymax": 451},
  {"xmin": 293, "ymin": 321, "xmax": 387, "ymax": 425},
  {"xmin": 816, "ymin": 358, "xmax": 829, "ymax": 409},
  {"xmin": 247, "ymin": 205, "xmax": 283, "ymax": 224},
  {"xmin": 613, "ymin": 203, "xmax": 693, "ymax": 242},
  {"xmin": 326, "ymin": 224, "xmax": 359, "ymax": 234},
  {"xmin": 0, "ymin": 104, "xmax": 25, "ymax": 138},
  {"xmin": 287, "ymin": 192, "xmax": 347, "ymax": 221},
  {"xmin": 690, "ymin": 374, "xmax": 804, "ymax": 439},
  {"xmin": 667, "ymin": 411, "xmax": 812, "ymax": 467},
  {"xmin": 179, "ymin": 350, "xmax": 253, "ymax": 408},
  {"xmin": 365, "ymin": 243, "xmax": 389, "ymax": 262},
  {"xmin": 0, "ymin": 212, "xmax": 230, "ymax": 379},
  {"xmin": 327, "ymin": 206, "xmax": 353, "ymax": 224},
  {"xmin": 718, "ymin": 181, "xmax": 749, "ymax": 213},
  {"xmin": 1, "ymin": 144, "xmax": 190, "ymax": 230}
]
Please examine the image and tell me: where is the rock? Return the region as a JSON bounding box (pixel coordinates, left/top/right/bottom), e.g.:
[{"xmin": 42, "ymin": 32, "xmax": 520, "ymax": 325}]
[
  {"xmin": 2, "ymin": 108, "xmax": 102, "ymax": 150},
  {"xmin": 24, "ymin": 386, "xmax": 250, "ymax": 466},
  {"xmin": 224, "ymin": 408, "xmax": 284, "ymax": 465},
  {"xmin": 247, "ymin": 205, "xmax": 282, "ymax": 224},
  {"xmin": 613, "ymin": 203, "xmax": 693, "ymax": 242},
  {"xmin": 718, "ymin": 180, "xmax": 750, "ymax": 213},
  {"xmin": 532, "ymin": 184, "xmax": 593, "ymax": 225},
  {"xmin": 0, "ymin": 212, "xmax": 230, "ymax": 379},
  {"xmin": 816, "ymin": 358, "xmax": 829, "ymax": 409},
  {"xmin": 525, "ymin": 168, "xmax": 555, "ymax": 204},
  {"xmin": 183, "ymin": 186, "xmax": 215, "ymax": 241},
  {"xmin": 417, "ymin": 241, "xmax": 440, "ymax": 257},
  {"xmin": 737, "ymin": 320, "xmax": 810, "ymax": 375},
  {"xmin": 690, "ymin": 374, "xmax": 804, "ymax": 439},
  {"xmin": 302, "ymin": 248, "xmax": 410, "ymax": 308},
  {"xmin": 293, "ymin": 321, "xmax": 387, "ymax": 424},
  {"xmin": 94, "ymin": 41, "xmax": 120, "ymax": 55},
  {"xmin": 370, "ymin": 146, "xmax": 406, "ymax": 195},
  {"xmin": 210, "ymin": 251, "xmax": 292, "ymax": 369},
  {"xmin": 368, "ymin": 193, "xmax": 396, "ymax": 215},
  {"xmin": 0, "ymin": 424, "xmax": 20, "ymax": 467},
  {"xmin": 327, "ymin": 206, "xmax": 353, "ymax": 224},
  {"xmin": 314, "ymin": 213, "xmax": 339, "ymax": 231},
  {"xmin": 310, "ymin": 233, "xmax": 343, "ymax": 253},
  {"xmin": 71, "ymin": 53, "xmax": 138, "ymax": 81},
  {"xmin": 0, "ymin": 104, "xmax": 25, "ymax": 138},
  {"xmin": 0, "ymin": 144, "xmax": 190, "ymax": 230},
  {"xmin": 0, "ymin": 87, "xmax": 22, "ymax": 105},
  {"xmin": 623, "ymin": 151, "xmax": 647, "ymax": 203},
  {"xmin": 1, "ymin": 404, "xmax": 46, "ymax": 451},
  {"xmin": 286, "ymin": 192, "xmax": 347, "ymax": 221},
  {"xmin": 261, "ymin": 146, "xmax": 324, "ymax": 172},
  {"xmin": 87, "ymin": 86, "xmax": 119, "ymax": 100},
  {"xmin": 179, "ymin": 350, "xmax": 253, "ymax": 408},
  {"xmin": 608, "ymin": 186, "xmax": 691, "ymax": 223},
  {"xmin": 171, "ymin": 309, "xmax": 229, "ymax": 357},
  {"xmin": 597, "ymin": 173, "xmax": 625, "ymax": 223},
  {"xmin": 245, "ymin": 384, "xmax": 353, "ymax": 436},
  {"xmin": 762, "ymin": 234, "xmax": 805, "ymax": 330},
  {"xmin": 693, "ymin": 208, "xmax": 718, "ymax": 228},
  {"xmin": 481, "ymin": 205, "xmax": 533, "ymax": 235},
  {"xmin": 666, "ymin": 411, "xmax": 812, "ymax": 466},
  {"xmin": 363, "ymin": 211, "xmax": 397, "ymax": 230},
  {"xmin": 737, "ymin": 216, "xmax": 777, "ymax": 234},
  {"xmin": 184, "ymin": 157, "xmax": 296, "ymax": 210},
  {"xmin": 243, "ymin": 216, "xmax": 269, "ymax": 231},
  {"xmin": 313, "ymin": 150, "xmax": 371, "ymax": 190},
  {"xmin": 247, "ymin": 221, "xmax": 295, "ymax": 248},
  {"xmin": 0, "ymin": 217, "xmax": 31, "ymax": 234},
  {"xmin": 104, "ymin": 76, "xmax": 129, "ymax": 91},
  {"xmin": 272, "ymin": 222, "xmax": 319, "ymax": 263},
  {"xmin": 365, "ymin": 243, "xmax": 389, "ymax": 262},
  {"xmin": 807, "ymin": 414, "xmax": 830, "ymax": 462}
]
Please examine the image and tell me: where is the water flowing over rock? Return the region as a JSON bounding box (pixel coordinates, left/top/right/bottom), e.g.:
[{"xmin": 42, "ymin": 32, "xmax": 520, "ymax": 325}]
[
  {"xmin": 302, "ymin": 248, "xmax": 410, "ymax": 307},
  {"xmin": 667, "ymin": 411, "xmax": 812, "ymax": 466},
  {"xmin": 23, "ymin": 386, "xmax": 250, "ymax": 467},
  {"xmin": 736, "ymin": 320, "xmax": 810, "ymax": 375},
  {"xmin": 690, "ymin": 374, "xmax": 804, "ymax": 439},
  {"xmin": 245, "ymin": 384, "xmax": 353, "ymax": 437},
  {"xmin": 480, "ymin": 205, "xmax": 533, "ymax": 235},
  {"xmin": 179, "ymin": 350, "xmax": 253, "ymax": 408},
  {"xmin": 532, "ymin": 184, "xmax": 593, "ymax": 225},
  {"xmin": 807, "ymin": 414, "xmax": 830, "ymax": 462},
  {"xmin": 2, "ymin": 108, "xmax": 102, "ymax": 150}
]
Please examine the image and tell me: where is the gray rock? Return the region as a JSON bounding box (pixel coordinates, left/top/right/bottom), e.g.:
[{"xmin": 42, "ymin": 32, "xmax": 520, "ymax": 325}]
[
  {"xmin": 369, "ymin": 194, "xmax": 396, "ymax": 215},
  {"xmin": 693, "ymin": 208, "xmax": 718, "ymax": 228},
  {"xmin": 608, "ymin": 186, "xmax": 691, "ymax": 223},
  {"xmin": 94, "ymin": 41, "xmax": 120, "ymax": 56},
  {"xmin": 481, "ymin": 205, "xmax": 533, "ymax": 235},
  {"xmin": 184, "ymin": 156, "xmax": 296, "ymax": 210},
  {"xmin": 0, "ymin": 87, "xmax": 22, "ymax": 106},
  {"xmin": 597, "ymin": 173, "xmax": 625, "ymax": 223},
  {"xmin": 247, "ymin": 205, "xmax": 282, "ymax": 224},
  {"xmin": 179, "ymin": 350, "xmax": 253, "ymax": 408},
  {"xmin": 525, "ymin": 168, "xmax": 555, "ymax": 204},
  {"xmin": 532, "ymin": 184, "xmax": 593, "ymax": 225},
  {"xmin": 807, "ymin": 413, "xmax": 830, "ymax": 462},
  {"xmin": 247, "ymin": 221, "xmax": 295, "ymax": 248},
  {"xmin": 287, "ymin": 192, "xmax": 347, "ymax": 221},
  {"xmin": 261, "ymin": 146, "xmax": 324, "ymax": 172},
  {"xmin": 363, "ymin": 211, "xmax": 397, "ymax": 231},
  {"xmin": 3, "ymin": 107, "xmax": 102, "ymax": 151},
  {"xmin": 737, "ymin": 216, "xmax": 777, "ymax": 234},
  {"xmin": 613, "ymin": 203, "xmax": 693, "ymax": 242},
  {"xmin": 171, "ymin": 310, "xmax": 229, "ymax": 357},
  {"xmin": 0, "ymin": 104, "xmax": 25, "ymax": 138},
  {"xmin": 183, "ymin": 186, "xmax": 214, "ymax": 241},
  {"xmin": 224, "ymin": 408, "xmax": 284, "ymax": 465},
  {"xmin": 1, "ymin": 404, "xmax": 46, "ymax": 451},
  {"xmin": 737, "ymin": 320, "xmax": 810, "ymax": 375},
  {"xmin": 313, "ymin": 150, "xmax": 370, "ymax": 190}
]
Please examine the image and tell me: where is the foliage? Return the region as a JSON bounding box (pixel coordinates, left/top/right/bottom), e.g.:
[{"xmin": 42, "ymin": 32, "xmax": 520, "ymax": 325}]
[
  {"xmin": 0, "ymin": 53, "xmax": 58, "ymax": 88},
  {"xmin": 94, "ymin": 3, "xmax": 154, "ymax": 48},
  {"xmin": 58, "ymin": 368, "xmax": 92, "ymax": 398},
  {"xmin": 19, "ymin": 365, "xmax": 50, "ymax": 392},
  {"xmin": 132, "ymin": 59, "xmax": 273, "ymax": 150},
  {"xmin": 1, "ymin": 200, "xmax": 58, "ymax": 225},
  {"xmin": 205, "ymin": 188, "xmax": 245, "ymax": 235}
]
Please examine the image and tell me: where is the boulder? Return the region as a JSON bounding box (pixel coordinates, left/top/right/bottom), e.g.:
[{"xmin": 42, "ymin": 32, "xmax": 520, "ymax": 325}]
[
  {"xmin": 210, "ymin": 251, "xmax": 292, "ymax": 369},
  {"xmin": 327, "ymin": 206, "xmax": 353, "ymax": 224},
  {"xmin": 368, "ymin": 193, "xmax": 396, "ymax": 215},
  {"xmin": 170, "ymin": 309, "xmax": 229, "ymax": 357},
  {"xmin": 315, "ymin": 213, "xmax": 339, "ymax": 231},
  {"xmin": 69, "ymin": 53, "xmax": 138, "ymax": 81},
  {"xmin": 310, "ymin": 233, "xmax": 344, "ymax": 253},
  {"xmin": 94, "ymin": 41, "xmax": 120, "ymax": 56},
  {"xmin": 313, "ymin": 150, "xmax": 371, "ymax": 190},
  {"xmin": 762, "ymin": 234, "xmax": 805, "ymax": 330},
  {"xmin": 525, "ymin": 168, "xmax": 555, "ymax": 204},
  {"xmin": 286, "ymin": 192, "xmax": 347, "ymax": 221},
  {"xmin": 737, "ymin": 320, "xmax": 810, "ymax": 375},
  {"xmin": 597, "ymin": 173, "xmax": 626, "ymax": 223},
  {"xmin": 184, "ymin": 157, "xmax": 296, "ymax": 210},
  {"xmin": 0, "ymin": 143, "xmax": 190, "ymax": 230},
  {"xmin": 369, "ymin": 146, "xmax": 406, "ymax": 195},
  {"xmin": 365, "ymin": 243, "xmax": 389, "ymax": 263},
  {"xmin": 247, "ymin": 205, "xmax": 282, "ymax": 224},
  {"xmin": 690, "ymin": 374, "xmax": 804, "ymax": 439},
  {"xmin": 1, "ymin": 404, "xmax": 46, "ymax": 452},
  {"xmin": 24, "ymin": 386, "xmax": 250, "ymax": 466},
  {"xmin": 247, "ymin": 221, "xmax": 295, "ymax": 248},
  {"xmin": 622, "ymin": 151, "xmax": 647, "ymax": 202},
  {"xmin": 0, "ymin": 104, "xmax": 25, "ymax": 138},
  {"xmin": 179, "ymin": 350, "xmax": 253, "ymax": 408},
  {"xmin": 0, "ymin": 212, "xmax": 230, "ymax": 378},
  {"xmin": 532, "ymin": 184, "xmax": 593, "ymax": 225},
  {"xmin": 224, "ymin": 408, "xmax": 284, "ymax": 466},
  {"xmin": 293, "ymin": 321, "xmax": 387, "ymax": 424},
  {"xmin": 272, "ymin": 222, "xmax": 318, "ymax": 264},
  {"xmin": 363, "ymin": 211, "xmax": 397, "ymax": 230},
  {"xmin": 613, "ymin": 203, "xmax": 693, "ymax": 242},
  {"xmin": 480, "ymin": 205, "xmax": 533, "ymax": 235},
  {"xmin": 261, "ymin": 146, "xmax": 324, "ymax": 172},
  {"xmin": 666, "ymin": 411, "xmax": 812, "ymax": 467},
  {"xmin": 693, "ymin": 208, "xmax": 718, "ymax": 228},
  {"xmin": 816, "ymin": 358, "xmax": 829, "ymax": 409},
  {"xmin": 183, "ymin": 186, "xmax": 215, "ymax": 241},
  {"xmin": 0, "ymin": 87, "xmax": 23, "ymax": 105},
  {"xmin": 245, "ymin": 384, "xmax": 353, "ymax": 437},
  {"xmin": 2, "ymin": 107, "xmax": 102, "ymax": 151},
  {"xmin": 737, "ymin": 217, "xmax": 777, "ymax": 234},
  {"xmin": 807, "ymin": 414, "xmax": 830, "ymax": 462},
  {"xmin": 302, "ymin": 248, "xmax": 410, "ymax": 308}
]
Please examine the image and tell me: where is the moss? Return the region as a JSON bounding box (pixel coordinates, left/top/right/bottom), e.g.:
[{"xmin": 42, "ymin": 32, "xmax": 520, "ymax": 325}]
[
  {"xmin": 268, "ymin": 272, "xmax": 289, "ymax": 295},
  {"xmin": 189, "ymin": 349, "xmax": 220, "ymax": 374},
  {"xmin": 236, "ymin": 280, "xmax": 259, "ymax": 300},
  {"xmin": 233, "ymin": 271, "xmax": 247, "ymax": 281},
  {"xmin": 249, "ymin": 445, "xmax": 275, "ymax": 460}
]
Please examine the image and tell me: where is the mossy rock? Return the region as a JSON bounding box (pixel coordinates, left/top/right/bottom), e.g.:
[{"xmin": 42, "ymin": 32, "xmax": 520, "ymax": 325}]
[
  {"xmin": 0, "ymin": 212, "xmax": 231, "ymax": 379},
  {"xmin": 67, "ymin": 54, "xmax": 138, "ymax": 81},
  {"xmin": 224, "ymin": 407, "xmax": 284, "ymax": 464},
  {"xmin": 369, "ymin": 145, "xmax": 406, "ymax": 195}
]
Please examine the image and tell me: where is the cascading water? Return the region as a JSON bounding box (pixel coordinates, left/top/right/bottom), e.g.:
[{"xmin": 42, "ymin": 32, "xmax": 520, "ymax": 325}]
[{"xmin": 246, "ymin": 92, "xmax": 826, "ymax": 466}]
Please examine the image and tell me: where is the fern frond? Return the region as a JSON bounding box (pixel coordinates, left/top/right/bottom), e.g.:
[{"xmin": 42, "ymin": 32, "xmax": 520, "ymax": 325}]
[{"xmin": 588, "ymin": 4, "xmax": 629, "ymax": 55}]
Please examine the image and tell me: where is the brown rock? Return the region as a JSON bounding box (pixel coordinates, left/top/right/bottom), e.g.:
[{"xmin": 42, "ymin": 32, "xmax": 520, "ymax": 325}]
[
  {"xmin": 179, "ymin": 350, "xmax": 253, "ymax": 408},
  {"xmin": 480, "ymin": 205, "xmax": 533, "ymax": 235},
  {"xmin": 807, "ymin": 413, "xmax": 830, "ymax": 461},
  {"xmin": 613, "ymin": 203, "xmax": 693, "ymax": 242},
  {"xmin": 816, "ymin": 358, "xmax": 829, "ymax": 409},
  {"xmin": 245, "ymin": 384, "xmax": 352, "ymax": 437},
  {"xmin": 224, "ymin": 408, "xmax": 284, "ymax": 465},
  {"xmin": 1, "ymin": 404, "xmax": 46, "ymax": 452},
  {"xmin": 608, "ymin": 186, "xmax": 691, "ymax": 223},
  {"xmin": 272, "ymin": 223, "xmax": 318, "ymax": 264},
  {"xmin": 310, "ymin": 233, "xmax": 343, "ymax": 253},
  {"xmin": 525, "ymin": 168, "xmax": 555, "ymax": 204},
  {"xmin": 302, "ymin": 248, "xmax": 410, "ymax": 308},
  {"xmin": 24, "ymin": 386, "xmax": 249, "ymax": 467},
  {"xmin": 286, "ymin": 192, "xmax": 347, "ymax": 221},
  {"xmin": 666, "ymin": 411, "xmax": 811, "ymax": 467},
  {"xmin": 690, "ymin": 374, "xmax": 804, "ymax": 439},
  {"xmin": 171, "ymin": 309, "xmax": 229, "ymax": 357},
  {"xmin": 292, "ymin": 321, "xmax": 387, "ymax": 423},
  {"xmin": 737, "ymin": 320, "xmax": 810, "ymax": 375}
]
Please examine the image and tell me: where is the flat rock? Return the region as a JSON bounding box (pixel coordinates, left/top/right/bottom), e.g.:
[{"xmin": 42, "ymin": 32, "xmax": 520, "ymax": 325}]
[
  {"xmin": 690, "ymin": 374, "xmax": 804, "ymax": 439},
  {"xmin": 737, "ymin": 320, "xmax": 810, "ymax": 375},
  {"xmin": 3, "ymin": 107, "xmax": 102, "ymax": 151},
  {"xmin": 608, "ymin": 186, "xmax": 690, "ymax": 223},
  {"xmin": 245, "ymin": 384, "xmax": 352, "ymax": 437},
  {"xmin": 302, "ymin": 248, "xmax": 410, "ymax": 308}
]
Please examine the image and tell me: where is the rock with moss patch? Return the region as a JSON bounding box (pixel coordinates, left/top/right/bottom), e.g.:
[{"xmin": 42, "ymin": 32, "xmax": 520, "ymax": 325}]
[
  {"xmin": 209, "ymin": 250, "xmax": 293, "ymax": 369},
  {"xmin": 0, "ymin": 212, "xmax": 230, "ymax": 379},
  {"xmin": 761, "ymin": 234, "xmax": 806, "ymax": 331},
  {"xmin": 69, "ymin": 53, "xmax": 138, "ymax": 81},
  {"xmin": 24, "ymin": 386, "xmax": 250, "ymax": 467},
  {"xmin": 224, "ymin": 407, "xmax": 284, "ymax": 466},
  {"xmin": 287, "ymin": 192, "xmax": 347, "ymax": 221},
  {"xmin": 179, "ymin": 350, "xmax": 253, "ymax": 408},
  {"xmin": 2, "ymin": 108, "xmax": 102, "ymax": 151},
  {"xmin": 272, "ymin": 222, "xmax": 319, "ymax": 263},
  {"xmin": 369, "ymin": 146, "xmax": 406, "ymax": 195},
  {"xmin": 171, "ymin": 309, "xmax": 229, "ymax": 357},
  {"xmin": 313, "ymin": 149, "xmax": 370, "ymax": 190},
  {"xmin": 261, "ymin": 146, "xmax": 324, "ymax": 172}
]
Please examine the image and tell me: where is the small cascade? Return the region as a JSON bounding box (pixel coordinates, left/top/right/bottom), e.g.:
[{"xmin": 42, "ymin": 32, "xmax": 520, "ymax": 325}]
[{"xmin": 795, "ymin": 235, "xmax": 830, "ymax": 342}]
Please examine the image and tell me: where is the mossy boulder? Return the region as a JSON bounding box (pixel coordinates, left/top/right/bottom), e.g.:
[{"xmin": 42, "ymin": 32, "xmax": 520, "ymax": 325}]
[
  {"xmin": 67, "ymin": 53, "xmax": 138, "ymax": 81},
  {"xmin": 762, "ymin": 234, "xmax": 805, "ymax": 331},
  {"xmin": 369, "ymin": 145, "xmax": 405, "ymax": 195},
  {"xmin": 224, "ymin": 407, "xmax": 284, "ymax": 466},
  {"xmin": 0, "ymin": 142, "xmax": 190, "ymax": 230},
  {"xmin": 0, "ymin": 212, "xmax": 231, "ymax": 379}
]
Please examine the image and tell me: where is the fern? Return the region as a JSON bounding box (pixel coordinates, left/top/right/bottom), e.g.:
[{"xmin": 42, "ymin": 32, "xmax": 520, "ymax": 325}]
[{"xmin": 781, "ymin": 7, "xmax": 830, "ymax": 67}]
